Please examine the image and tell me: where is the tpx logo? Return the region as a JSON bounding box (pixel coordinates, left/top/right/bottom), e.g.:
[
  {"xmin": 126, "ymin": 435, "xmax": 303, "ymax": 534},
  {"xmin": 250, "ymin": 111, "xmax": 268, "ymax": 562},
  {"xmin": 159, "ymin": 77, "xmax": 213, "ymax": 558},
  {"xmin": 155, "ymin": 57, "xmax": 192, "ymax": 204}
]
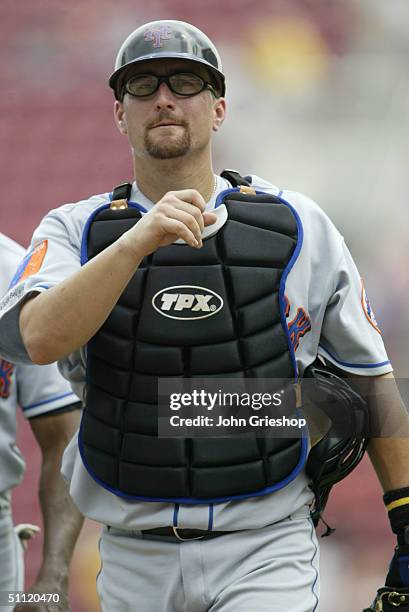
[{"xmin": 152, "ymin": 285, "xmax": 224, "ymax": 320}]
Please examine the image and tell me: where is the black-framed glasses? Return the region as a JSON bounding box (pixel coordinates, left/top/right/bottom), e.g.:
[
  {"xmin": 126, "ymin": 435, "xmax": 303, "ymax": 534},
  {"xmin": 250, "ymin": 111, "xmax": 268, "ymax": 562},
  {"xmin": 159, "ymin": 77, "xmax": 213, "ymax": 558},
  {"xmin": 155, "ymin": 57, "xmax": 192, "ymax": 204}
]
[{"xmin": 123, "ymin": 72, "xmax": 217, "ymax": 98}]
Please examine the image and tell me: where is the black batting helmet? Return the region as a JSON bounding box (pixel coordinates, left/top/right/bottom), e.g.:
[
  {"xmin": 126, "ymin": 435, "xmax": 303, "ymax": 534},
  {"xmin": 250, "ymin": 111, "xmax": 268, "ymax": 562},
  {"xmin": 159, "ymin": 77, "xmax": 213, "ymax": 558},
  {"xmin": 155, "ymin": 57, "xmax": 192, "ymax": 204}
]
[{"xmin": 109, "ymin": 20, "xmax": 226, "ymax": 100}]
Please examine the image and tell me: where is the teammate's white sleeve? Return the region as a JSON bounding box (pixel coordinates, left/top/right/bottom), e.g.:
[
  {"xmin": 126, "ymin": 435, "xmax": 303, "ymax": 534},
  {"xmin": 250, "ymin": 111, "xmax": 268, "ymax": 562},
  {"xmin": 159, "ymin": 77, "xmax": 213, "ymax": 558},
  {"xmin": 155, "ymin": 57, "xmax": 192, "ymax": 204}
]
[
  {"xmin": 0, "ymin": 231, "xmax": 81, "ymax": 494},
  {"xmin": 0, "ymin": 211, "xmax": 82, "ymax": 364},
  {"xmin": 318, "ymin": 239, "xmax": 392, "ymax": 376},
  {"xmin": 16, "ymin": 361, "xmax": 80, "ymax": 419}
]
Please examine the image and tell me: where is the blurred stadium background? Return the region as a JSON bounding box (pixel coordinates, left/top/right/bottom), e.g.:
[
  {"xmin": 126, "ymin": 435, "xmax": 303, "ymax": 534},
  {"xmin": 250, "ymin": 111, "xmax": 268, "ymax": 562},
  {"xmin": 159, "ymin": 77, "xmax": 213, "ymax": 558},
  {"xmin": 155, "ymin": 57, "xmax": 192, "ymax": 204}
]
[{"xmin": 1, "ymin": 0, "xmax": 408, "ymax": 610}]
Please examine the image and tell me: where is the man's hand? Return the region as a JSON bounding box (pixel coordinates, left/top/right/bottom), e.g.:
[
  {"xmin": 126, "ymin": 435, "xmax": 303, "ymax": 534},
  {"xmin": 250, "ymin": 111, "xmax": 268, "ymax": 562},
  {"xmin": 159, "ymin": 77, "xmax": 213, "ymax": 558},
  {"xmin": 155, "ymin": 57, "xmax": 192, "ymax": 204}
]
[
  {"xmin": 14, "ymin": 523, "xmax": 40, "ymax": 551},
  {"xmin": 363, "ymin": 543, "xmax": 409, "ymax": 609},
  {"xmin": 13, "ymin": 579, "xmax": 70, "ymax": 612},
  {"xmin": 386, "ymin": 544, "xmax": 409, "ymax": 588},
  {"xmin": 120, "ymin": 189, "xmax": 217, "ymax": 257},
  {"xmin": 12, "ymin": 521, "xmax": 70, "ymax": 611}
]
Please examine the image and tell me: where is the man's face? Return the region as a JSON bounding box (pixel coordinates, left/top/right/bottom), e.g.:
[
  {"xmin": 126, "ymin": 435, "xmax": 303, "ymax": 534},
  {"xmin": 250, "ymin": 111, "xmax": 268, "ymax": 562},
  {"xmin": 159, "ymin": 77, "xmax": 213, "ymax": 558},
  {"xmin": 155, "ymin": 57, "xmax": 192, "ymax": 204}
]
[{"xmin": 114, "ymin": 59, "xmax": 225, "ymax": 160}]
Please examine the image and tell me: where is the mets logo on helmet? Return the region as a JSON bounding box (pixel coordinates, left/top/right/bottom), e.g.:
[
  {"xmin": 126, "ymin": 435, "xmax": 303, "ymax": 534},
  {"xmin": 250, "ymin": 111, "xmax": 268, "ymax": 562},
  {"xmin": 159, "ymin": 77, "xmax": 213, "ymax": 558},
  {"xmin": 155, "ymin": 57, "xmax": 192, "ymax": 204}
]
[
  {"xmin": 0, "ymin": 359, "xmax": 15, "ymax": 399},
  {"xmin": 144, "ymin": 26, "xmax": 173, "ymax": 48}
]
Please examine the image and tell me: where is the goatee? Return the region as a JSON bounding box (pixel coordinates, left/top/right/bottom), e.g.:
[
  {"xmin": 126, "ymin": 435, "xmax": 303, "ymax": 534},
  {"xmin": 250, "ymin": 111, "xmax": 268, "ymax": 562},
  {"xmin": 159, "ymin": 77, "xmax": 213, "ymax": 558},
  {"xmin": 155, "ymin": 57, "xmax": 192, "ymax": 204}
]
[{"xmin": 145, "ymin": 128, "xmax": 191, "ymax": 159}]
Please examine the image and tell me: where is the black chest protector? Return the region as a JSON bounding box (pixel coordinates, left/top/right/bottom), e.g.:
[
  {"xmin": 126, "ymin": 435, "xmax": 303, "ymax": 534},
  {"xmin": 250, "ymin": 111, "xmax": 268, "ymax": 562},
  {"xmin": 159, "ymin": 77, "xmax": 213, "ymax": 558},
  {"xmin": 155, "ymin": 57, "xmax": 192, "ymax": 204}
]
[{"xmin": 78, "ymin": 174, "xmax": 308, "ymax": 503}]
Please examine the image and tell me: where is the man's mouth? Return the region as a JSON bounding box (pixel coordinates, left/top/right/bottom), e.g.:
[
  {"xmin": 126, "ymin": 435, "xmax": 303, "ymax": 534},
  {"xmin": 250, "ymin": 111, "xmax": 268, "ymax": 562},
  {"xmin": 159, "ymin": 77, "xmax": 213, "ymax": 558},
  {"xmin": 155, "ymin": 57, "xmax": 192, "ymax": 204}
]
[{"xmin": 151, "ymin": 121, "xmax": 183, "ymax": 128}]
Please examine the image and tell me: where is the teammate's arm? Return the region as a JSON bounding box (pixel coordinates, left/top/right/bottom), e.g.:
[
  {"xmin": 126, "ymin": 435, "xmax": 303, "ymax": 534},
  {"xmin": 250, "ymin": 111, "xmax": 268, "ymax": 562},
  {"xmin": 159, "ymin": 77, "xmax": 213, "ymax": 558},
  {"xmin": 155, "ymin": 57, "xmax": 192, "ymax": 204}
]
[
  {"xmin": 365, "ymin": 373, "xmax": 409, "ymax": 489},
  {"xmin": 345, "ymin": 371, "xmax": 409, "ymax": 490},
  {"xmin": 344, "ymin": 370, "xmax": 409, "ymax": 489},
  {"xmin": 357, "ymin": 372, "xmax": 409, "ymax": 608},
  {"xmin": 14, "ymin": 407, "xmax": 83, "ymax": 612},
  {"xmin": 20, "ymin": 190, "xmax": 216, "ymax": 364}
]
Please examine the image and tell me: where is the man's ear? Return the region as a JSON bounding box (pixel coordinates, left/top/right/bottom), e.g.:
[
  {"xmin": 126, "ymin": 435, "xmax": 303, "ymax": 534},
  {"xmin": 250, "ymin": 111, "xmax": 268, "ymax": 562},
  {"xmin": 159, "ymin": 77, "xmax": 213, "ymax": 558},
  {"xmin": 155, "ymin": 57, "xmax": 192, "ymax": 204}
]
[
  {"xmin": 114, "ymin": 100, "xmax": 128, "ymax": 135},
  {"xmin": 212, "ymin": 97, "xmax": 226, "ymax": 133}
]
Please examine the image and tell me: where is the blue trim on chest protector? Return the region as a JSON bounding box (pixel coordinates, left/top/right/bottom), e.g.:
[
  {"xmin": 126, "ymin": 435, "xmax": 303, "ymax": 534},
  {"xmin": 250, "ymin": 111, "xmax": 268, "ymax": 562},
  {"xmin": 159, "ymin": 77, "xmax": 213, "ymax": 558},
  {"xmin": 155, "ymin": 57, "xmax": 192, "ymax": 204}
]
[
  {"xmin": 80, "ymin": 200, "xmax": 148, "ymax": 266},
  {"xmin": 215, "ymin": 187, "xmax": 304, "ymax": 380},
  {"xmin": 77, "ymin": 421, "xmax": 308, "ymax": 504}
]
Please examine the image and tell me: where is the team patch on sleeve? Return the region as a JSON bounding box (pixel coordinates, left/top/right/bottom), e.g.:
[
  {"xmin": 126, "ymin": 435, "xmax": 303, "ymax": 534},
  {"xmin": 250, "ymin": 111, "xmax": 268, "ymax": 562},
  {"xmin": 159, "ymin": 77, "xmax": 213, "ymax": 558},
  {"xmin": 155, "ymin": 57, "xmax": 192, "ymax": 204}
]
[
  {"xmin": 8, "ymin": 240, "xmax": 48, "ymax": 289},
  {"xmin": 285, "ymin": 295, "xmax": 311, "ymax": 351},
  {"xmin": 0, "ymin": 359, "xmax": 15, "ymax": 398},
  {"xmin": 361, "ymin": 280, "xmax": 381, "ymax": 334}
]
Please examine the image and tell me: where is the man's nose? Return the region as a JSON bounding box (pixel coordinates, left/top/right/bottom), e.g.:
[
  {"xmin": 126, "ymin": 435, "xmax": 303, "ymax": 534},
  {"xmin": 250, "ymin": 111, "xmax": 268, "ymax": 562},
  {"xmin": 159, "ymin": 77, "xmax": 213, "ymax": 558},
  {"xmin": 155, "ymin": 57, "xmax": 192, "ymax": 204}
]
[{"xmin": 154, "ymin": 81, "xmax": 176, "ymax": 110}]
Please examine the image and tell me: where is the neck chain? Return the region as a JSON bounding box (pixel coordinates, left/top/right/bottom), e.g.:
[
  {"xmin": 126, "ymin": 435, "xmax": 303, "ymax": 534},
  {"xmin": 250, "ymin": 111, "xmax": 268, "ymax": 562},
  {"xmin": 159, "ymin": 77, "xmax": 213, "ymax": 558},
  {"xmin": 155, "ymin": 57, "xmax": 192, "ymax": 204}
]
[{"xmin": 206, "ymin": 175, "xmax": 218, "ymax": 203}]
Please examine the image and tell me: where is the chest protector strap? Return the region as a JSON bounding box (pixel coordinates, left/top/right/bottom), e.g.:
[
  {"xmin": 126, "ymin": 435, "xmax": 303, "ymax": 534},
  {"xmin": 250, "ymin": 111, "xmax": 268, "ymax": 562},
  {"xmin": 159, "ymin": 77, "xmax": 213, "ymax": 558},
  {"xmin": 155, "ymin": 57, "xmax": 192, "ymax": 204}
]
[{"xmin": 78, "ymin": 173, "xmax": 308, "ymax": 503}]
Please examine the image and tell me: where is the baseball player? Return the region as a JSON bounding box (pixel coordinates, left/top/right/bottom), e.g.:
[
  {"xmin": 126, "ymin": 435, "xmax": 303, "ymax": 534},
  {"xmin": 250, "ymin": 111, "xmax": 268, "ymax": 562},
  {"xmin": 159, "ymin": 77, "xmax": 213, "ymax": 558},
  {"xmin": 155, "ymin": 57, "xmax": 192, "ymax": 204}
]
[
  {"xmin": 0, "ymin": 233, "xmax": 83, "ymax": 612},
  {"xmin": 0, "ymin": 20, "xmax": 407, "ymax": 612}
]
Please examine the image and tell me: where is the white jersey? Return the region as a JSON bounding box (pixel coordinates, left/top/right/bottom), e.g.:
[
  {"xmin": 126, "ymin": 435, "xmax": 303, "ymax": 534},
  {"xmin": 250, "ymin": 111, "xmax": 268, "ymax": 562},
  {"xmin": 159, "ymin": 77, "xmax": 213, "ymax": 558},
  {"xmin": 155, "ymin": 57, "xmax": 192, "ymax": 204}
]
[
  {"xmin": 0, "ymin": 234, "xmax": 80, "ymax": 494},
  {"xmin": 0, "ymin": 177, "xmax": 391, "ymax": 529}
]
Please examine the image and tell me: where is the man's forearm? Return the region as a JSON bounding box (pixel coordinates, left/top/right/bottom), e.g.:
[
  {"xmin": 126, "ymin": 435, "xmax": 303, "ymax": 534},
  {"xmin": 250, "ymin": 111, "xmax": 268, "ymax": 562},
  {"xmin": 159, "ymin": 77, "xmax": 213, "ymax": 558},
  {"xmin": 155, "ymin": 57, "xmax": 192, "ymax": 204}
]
[
  {"xmin": 368, "ymin": 437, "xmax": 409, "ymax": 492},
  {"xmin": 19, "ymin": 192, "xmax": 214, "ymax": 364},
  {"xmin": 365, "ymin": 374, "xmax": 409, "ymax": 492},
  {"xmin": 35, "ymin": 449, "xmax": 84, "ymax": 588},
  {"xmin": 20, "ymin": 238, "xmax": 144, "ymax": 364}
]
